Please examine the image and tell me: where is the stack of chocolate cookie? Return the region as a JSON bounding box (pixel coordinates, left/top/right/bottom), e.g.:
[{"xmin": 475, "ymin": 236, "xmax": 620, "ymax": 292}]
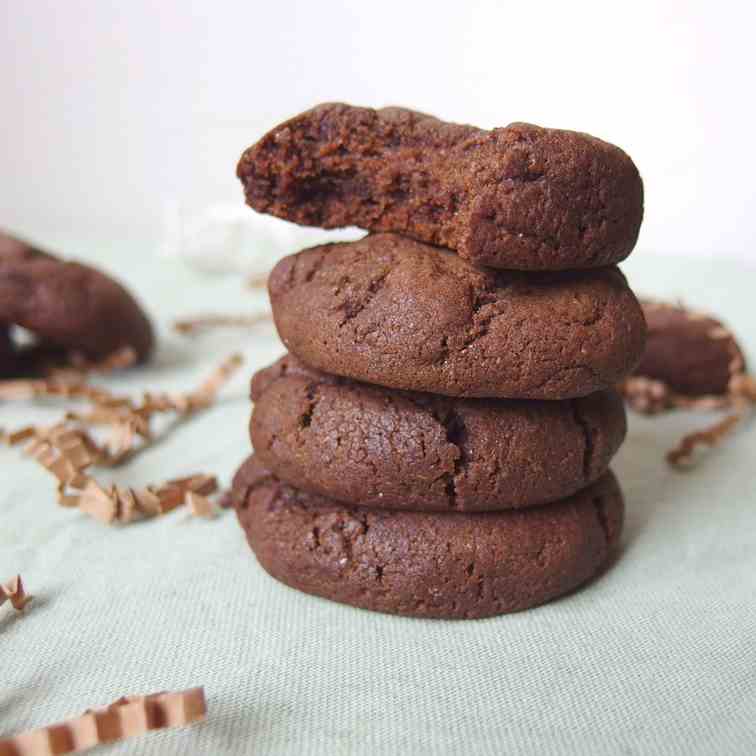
[{"xmin": 232, "ymin": 104, "xmax": 646, "ymax": 619}]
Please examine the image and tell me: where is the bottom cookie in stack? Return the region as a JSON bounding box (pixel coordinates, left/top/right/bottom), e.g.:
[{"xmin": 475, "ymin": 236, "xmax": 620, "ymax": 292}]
[{"xmin": 232, "ymin": 456, "xmax": 623, "ymax": 620}]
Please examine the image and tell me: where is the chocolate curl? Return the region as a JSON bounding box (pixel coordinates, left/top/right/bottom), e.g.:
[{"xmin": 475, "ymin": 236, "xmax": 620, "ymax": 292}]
[
  {"xmin": 134, "ymin": 352, "xmax": 244, "ymax": 419},
  {"xmin": 0, "ymin": 376, "xmax": 120, "ymax": 406},
  {"xmin": 50, "ymin": 346, "xmax": 138, "ymax": 381},
  {"xmin": 0, "ymin": 687, "xmax": 206, "ymax": 756},
  {"xmin": 621, "ymin": 382, "xmax": 752, "ymax": 470},
  {"xmin": 71, "ymin": 475, "xmax": 219, "ymax": 525},
  {"xmin": 2, "ymin": 427, "xmax": 37, "ymax": 445},
  {"xmin": 22, "ymin": 426, "xmax": 97, "ymax": 489},
  {"xmin": 621, "ymin": 374, "xmax": 755, "ymax": 415},
  {"xmin": 189, "ymin": 353, "xmax": 244, "ymax": 407},
  {"xmin": 730, "ymin": 373, "xmax": 756, "ymax": 402},
  {"xmin": 0, "ymin": 575, "xmax": 32, "ymax": 612},
  {"xmin": 151, "ymin": 475, "xmax": 219, "ymax": 516},
  {"xmin": 2, "ymin": 355, "xmax": 239, "ymax": 524},
  {"xmin": 1, "ymin": 352, "xmax": 243, "ymax": 434},
  {"xmin": 93, "ymin": 351, "xmax": 243, "ymax": 462},
  {"xmin": 174, "ymin": 313, "xmax": 270, "ymax": 335},
  {"xmin": 623, "ymin": 375, "xmax": 754, "ymax": 469},
  {"xmin": 664, "ymin": 372, "xmax": 755, "ymax": 468},
  {"xmin": 621, "ymin": 377, "xmax": 676, "ymax": 414},
  {"xmin": 186, "ymin": 491, "xmax": 216, "ymax": 518},
  {"xmin": 667, "ymin": 407, "xmax": 749, "ymax": 468}
]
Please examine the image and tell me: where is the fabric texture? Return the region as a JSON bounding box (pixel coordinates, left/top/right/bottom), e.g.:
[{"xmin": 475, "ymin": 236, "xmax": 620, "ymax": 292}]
[{"xmin": 2, "ymin": 241, "xmax": 755, "ymax": 755}]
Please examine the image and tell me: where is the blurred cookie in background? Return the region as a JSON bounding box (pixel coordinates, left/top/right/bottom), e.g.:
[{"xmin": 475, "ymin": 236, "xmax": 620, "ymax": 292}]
[{"xmin": 0, "ymin": 230, "xmax": 154, "ymax": 377}]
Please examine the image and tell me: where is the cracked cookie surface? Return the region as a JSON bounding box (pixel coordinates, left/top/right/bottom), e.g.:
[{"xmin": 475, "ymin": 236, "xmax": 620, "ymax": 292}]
[
  {"xmin": 268, "ymin": 233, "xmax": 646, "ymax": 399},
  {"xmin": 250, "ymin": 354, "xmax": 626, "ymax": 511},
  {"xmin": 232, "ymin": 456, "xmax": 624, "ymax": 619},
  {"xmin": 0, "ymin": 231, "xmax": 154, "ymax": 374},
  {"xmin": 237, "ymin": 103, "xmax": 643, "ymax": 271}
]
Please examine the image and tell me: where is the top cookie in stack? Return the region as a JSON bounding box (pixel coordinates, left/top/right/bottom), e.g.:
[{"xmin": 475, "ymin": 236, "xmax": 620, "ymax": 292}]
[
  {"xmin": 232, "ymin": 104, "xmax": 645, "ymax": 620},
  {"xmin": 237, "ymin": 103, "xmax": 643, "ymax": 272}
]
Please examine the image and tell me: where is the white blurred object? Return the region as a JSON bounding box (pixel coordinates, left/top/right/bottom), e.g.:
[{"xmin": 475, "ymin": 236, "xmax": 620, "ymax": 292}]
[{"xmin": 159, "ymin": 200, "xmax": 362, "ymax": 276}]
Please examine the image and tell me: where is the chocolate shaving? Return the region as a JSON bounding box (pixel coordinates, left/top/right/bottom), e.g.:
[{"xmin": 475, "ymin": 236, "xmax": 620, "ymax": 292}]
[
  {"xmin": 174, "ymin": 313, "xmax": 270, "ymax": 335},
  {"xmin": 730, "ymin": 373, "xmax": 756, "ymax": 402},
  {"xmin": 1, "ymin": 355, "xmax": 241, "ymax": 523},
  {"xmin": 621, "ymin": 376, "xmax": 736, "ymax": 415},
  {"xmin": 622, "ymin": 373, "xmax": 755, "ymax": 469},
  {"xmin": 0, "ymin": 575, "xmax": 32, "ymax": 612},
  {"xmin": 667, "ymin": 409, "xmax": 747, "ymax": 467},
  {"xmin": 0, "ymin": 687, "xmax": 206, "ymax": 756},
  {"xmin": 72, "ymin": 475, "xmax": 219, "ymax": 525},
  {"xmin": 3, "ymin": 344, "xmax": 139, "ymax": 385},
  {"xmin": 55, "ymin": 345, "xmax": 138, "ymax": 378},
  {"xmin": 186, "ymin": 490, "xmax": 216, "ymax": 518}
]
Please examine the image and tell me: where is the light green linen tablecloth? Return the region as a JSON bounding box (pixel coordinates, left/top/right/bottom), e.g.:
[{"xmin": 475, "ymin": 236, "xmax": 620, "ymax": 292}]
[{"xmin": 2, "ymin": 240, "xmax": 755, "ymax": 755}]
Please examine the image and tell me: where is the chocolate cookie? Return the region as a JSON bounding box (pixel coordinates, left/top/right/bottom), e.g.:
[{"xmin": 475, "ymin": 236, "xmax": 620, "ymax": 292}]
[
  {"xmin": 233, "ymin": 457, "xmax": 624, "ymax": 619},
  {"xmin": 0, "ymin": 231, "xmax": 154, "ymax": 374},
  {"xmin": 237, "ymin": 103, "xmax": 643, "ymax": 271},
  {"xmin": 251, "ymin": 354, "xmax": 626, "ymax": 511},
  {"xmin": 269, "ymin": 234, "xmax": 646, "ymax": 400},
  {"xmin": 634, "ymin": 300, "xmax": 746, "ymax": 396},
  {"xmin": 0, "ymin": 327, "xmax": 21, "ymax": 378}
]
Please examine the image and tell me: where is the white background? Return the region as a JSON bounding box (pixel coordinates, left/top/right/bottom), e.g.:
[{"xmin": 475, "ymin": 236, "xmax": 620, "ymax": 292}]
[{"xmin": 1, "ymin": 0, "xmax": 755, "ymax": 262}]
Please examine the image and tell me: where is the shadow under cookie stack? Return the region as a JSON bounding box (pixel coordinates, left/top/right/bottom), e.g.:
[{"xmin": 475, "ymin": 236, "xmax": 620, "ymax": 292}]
[{"xmin": 232, "ymin": 104, "xmax": 646, "ymax": 620}]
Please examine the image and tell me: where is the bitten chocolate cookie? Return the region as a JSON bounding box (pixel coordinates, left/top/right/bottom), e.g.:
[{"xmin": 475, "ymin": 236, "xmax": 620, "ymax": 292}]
[
  {"xmin": 269, "ymin": 234, "xmax": 646, "ymax": 400},
  {"xmin": 634, "ymin": 300, "xmax": 746, "ymax": 396},
  {"xmin": 251, "ymin": 354, "xmax": 626, "ymax": 511},
  {"xmin": 237, "ymin": 103, "xmax": 643, "ymax": 271},
  {"xmin": 233, "ymin": 457, "xmax": 624, "ymax": 619},
  {"xmin": 0, "ymin": 231, "xmax": 154, "ymax": 374}
]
